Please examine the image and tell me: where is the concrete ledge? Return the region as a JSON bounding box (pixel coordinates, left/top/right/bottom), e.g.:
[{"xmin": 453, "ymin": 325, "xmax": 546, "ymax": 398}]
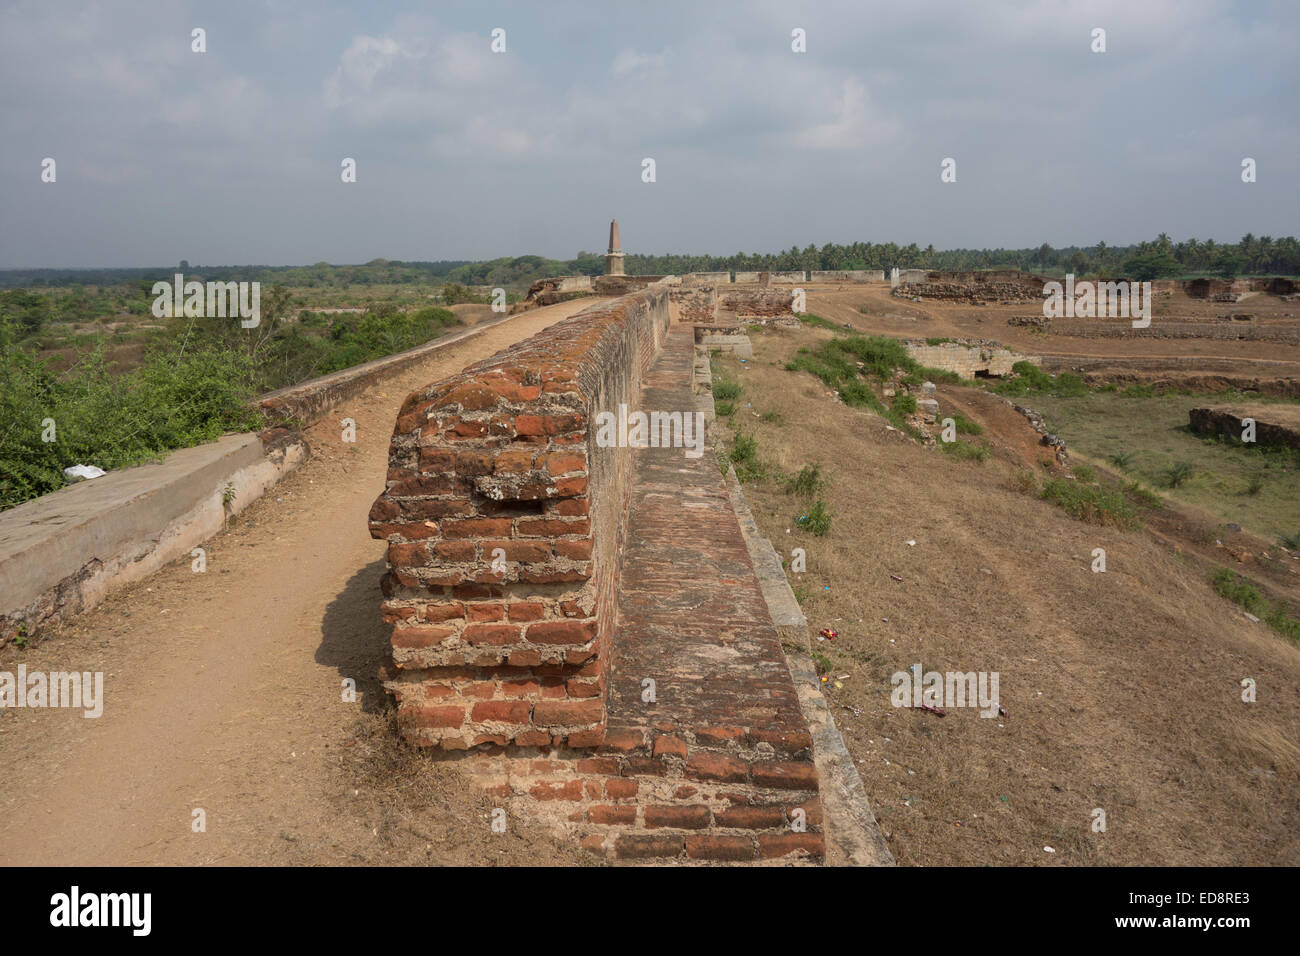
[
  {"xmin": 0, "ymin": 430, "xmax": 308, "ymax": 645},
  {"xmin": 258, "ymin": 314, "xmax": 519, "ymax": 427}
]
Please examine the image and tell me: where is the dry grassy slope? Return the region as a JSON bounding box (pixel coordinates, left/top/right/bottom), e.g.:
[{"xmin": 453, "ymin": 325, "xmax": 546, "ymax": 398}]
[{"xmin": 716, "ymin": 322, "xmax": 1300, "ymax": 866}]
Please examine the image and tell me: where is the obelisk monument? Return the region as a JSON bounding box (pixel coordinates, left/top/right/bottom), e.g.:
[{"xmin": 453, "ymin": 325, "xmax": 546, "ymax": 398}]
[{"xmin": 604, "ymin": 219, "xmax": 626, "ymax": 276}]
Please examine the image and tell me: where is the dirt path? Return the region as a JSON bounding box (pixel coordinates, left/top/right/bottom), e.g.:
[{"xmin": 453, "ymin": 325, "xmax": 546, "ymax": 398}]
[{"xmin": 0, "ymin": 300, "xmax": 595, "ymax": 867}]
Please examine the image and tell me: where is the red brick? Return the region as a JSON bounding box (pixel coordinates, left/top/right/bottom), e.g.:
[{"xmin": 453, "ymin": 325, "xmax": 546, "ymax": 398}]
[
  {"xmin": 526, "ymin": 619, "xmax": 597, "ymax": 645},
  {"xmin": 369, "ymin": 498, "xmax": 399, "ymax": 522},
  {"xmin": 685, "ymin": 835, "xmax": 756, "ymax": 861},
  {"xmin": 533, "ymin": 699, "xmax": 603, "ymax": 726},
  {"xmin": 605, "ymin": 778, "xmax": 638, "ymax": 800},
  {"xmin": 500, "ymin": 679, "xmax": 540, "ymax": 698},
  {"xmin": 587, "ymin": 805, "xmax": 636, "ymax": 825},
  {"xmin": 542, "ymin": 452, "xmax": 586, "ymax": 475},
  {"xmin": 528, "ymin": 780, "xmax": 584, "ymax": 801},
  {"xmin": 418, "ymin": 448, "xmax": 456, "ymax": 472},
  {"xmin": 515, "ymin": 518, "xmax": 591, "ymax": 537},
  {"xmin": 461, "ymin": 623, "xmax": 521, "ymax": 645},
  {"xmin": 576, "ymin": 757, "xmax": 619, "ymax": 775},
  {"xmin": 686, "ymin": 753, "xmax": 748, "ymax": 784},
  {"xmin": 553, "ymin": 538, "xmax": 594, "ymax": 561},
  {"xmin": 643, "ymin": 805, "xmax": 711, "ymax": 829},
  {"xmin": 549, "ymin": 498, "xmax": 590, "ymax": 516},
  {"xmin": 565, "ymin": 728, "xmax": 606, "ymax": 748},
  {"xmin": 652, "ymin": 735, "xmax": 688, "ymax": 759},
  {"xmin": 600, "ymin": 729, "xmax": 645, "ymax": 754},
  {"xmin": 433, "ymin": 541, "xmax": 476, "ymax": 561},
  {"xmin": 387, "ymin": 542, "xmax": 429, "ymax": 566},
  {"xmin": 465, "ymin": 602, "xmax": 506, "ymax": 622},
  {"xmin": 507, "ymin": 648, "xmax": 543, "ymax": 666},
  {"xmin": 750, "ymin": 761, "xmax": 819, "ymax": 791},
  {"xmin": 615, "ymin": 833, "xmax": 682, "ymax": 860},
  {"xmin": 715, "ymin": 805, "xmax": 787, "ymax": 829},
  {"xmin": 399, "ymin": 704, "xmax": 464, "ymax": 729},
  {"xmin": 757, "ymin": 832, "xmax": 825, "ymax": 859},
  {"xmin": 507, "ymin": 602, "xmax": 545, "ymax": 622},
  {"xmin": 422, "ymin": 602, "xmax": 464, "ymax": 622},
  {"xmin": 471, "ymin": 700, "xmax": 531, "ymax": 723},
  {"xmin": 485, "ymin": 540, "xmax": 550, "ymax": 563},
  {"xmin": 391, "ymin": 626, "xmax": 455, "ymax": 649}
]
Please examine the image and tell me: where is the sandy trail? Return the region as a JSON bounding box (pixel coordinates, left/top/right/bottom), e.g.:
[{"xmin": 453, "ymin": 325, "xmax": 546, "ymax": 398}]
[{"xmin": 0, "ymin": 300, "xmax": 591, "ymax": 866}]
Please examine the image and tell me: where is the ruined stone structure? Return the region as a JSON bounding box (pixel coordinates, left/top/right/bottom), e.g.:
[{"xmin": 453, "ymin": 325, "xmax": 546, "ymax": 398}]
[
  {"xmin": 367, "ymin": 277, "xmax": 856, "ymax": 863},
  {"xmin": 604, "ymin": 219, "xmax": 626, "ymax": 276},
  {"xmin": 369, "ymin": 286, "xmax": 671, "ymax": 749},
  {"xmin": 904, "ymin": 339, "xmax": 1027, "ymax": 379},
  {"xmin": 894, "ymin": 270, "xmax": 1046, "ymax": 304}
]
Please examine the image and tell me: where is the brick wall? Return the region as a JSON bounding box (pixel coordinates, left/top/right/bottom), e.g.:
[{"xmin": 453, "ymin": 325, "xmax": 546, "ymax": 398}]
[
  {"xmin": 369, "ymin": 286, "xmax": 672, "ymax": 749},
  {"xmin": 719, "ymin": 288, "xmax": 796, "ymax": 318},
  {"xmin": 670, "ymin": 286, "xmax": 717, "ymax": 325},
  {"xmin": 809, "ymin": 270, "xmax": 884, "ymax": 283}
]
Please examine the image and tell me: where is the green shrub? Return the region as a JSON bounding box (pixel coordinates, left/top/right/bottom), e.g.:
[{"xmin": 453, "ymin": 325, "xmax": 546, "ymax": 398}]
[
  {"xmin": 713, "ymin": 379, "xmax": 742, "ymax": 401},
  {"xmin": 1109, "ymin": 450, "xmax": 1134, "ymax": 470},
  {"xmin": 950, "ymin": 413, "xmax": 983, "ymax": 436},
  {"xmin": 1163, "ymin": 462, "xmax": 1194, "ymax": 488},
  {"xmin": 786, "ymin": 464, "xmax": 825, "ymax": 498},
  {"xmin": 939, "ymin": 440, "xmax": 990, "ymax": 462},
  {"xmin": 715, "ymin": 400, "xmax": 735, "ymax": 417},
  {"xmin": 796, "ymin": 499, "xmax": 832, "ymax": 536},
  {"xmin": 1073, "ymin": 464, "xmax": 1095, "ymax": 483},
  {"xmin": 1040, "ymin": 477, "xmax": 1139, "ymax": 528},
  {"xmin": 893, "ymin": 393, "xmax": 917, "ymax": 415}
]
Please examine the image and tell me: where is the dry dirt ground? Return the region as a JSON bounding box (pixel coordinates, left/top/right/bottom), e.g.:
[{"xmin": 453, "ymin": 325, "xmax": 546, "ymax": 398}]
[
  {"xmin": 0, "ymin": 299, "xmax": 599, "ymax": 867},
  {"xmin": 713, "ymin": 315, "xmax": 1300, "ymax": 866},
  {"xmin": 809, "ymin": 284, "xmax": 1300, "ymax": 386}
]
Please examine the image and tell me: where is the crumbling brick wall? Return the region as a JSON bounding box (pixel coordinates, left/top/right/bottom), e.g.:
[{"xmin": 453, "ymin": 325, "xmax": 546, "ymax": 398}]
[
  {"xmin": 718, "ymin": 289, "xmax": 795, "ymax": 318},
  {"xmin": 670, "ymin": 286, "xmax": 717, "ymax": 325},
  {"xmin": 369, "ymin": 286, "xmax": 671, "ymax": 749}
]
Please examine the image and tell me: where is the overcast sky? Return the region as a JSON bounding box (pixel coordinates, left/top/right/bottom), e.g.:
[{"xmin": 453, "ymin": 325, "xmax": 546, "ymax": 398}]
[{"xmin": 1, "ymin": 0, "xmax": 1296, "ymax": 268}]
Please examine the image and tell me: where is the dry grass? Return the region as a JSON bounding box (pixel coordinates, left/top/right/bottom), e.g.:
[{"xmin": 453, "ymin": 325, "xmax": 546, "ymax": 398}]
[{"xmin": 719, "ymin": 320, "xmax": 1300, "ymax": 866}]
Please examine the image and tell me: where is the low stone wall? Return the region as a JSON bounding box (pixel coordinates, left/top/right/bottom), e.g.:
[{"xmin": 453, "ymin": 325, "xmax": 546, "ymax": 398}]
[
  {"xmin": 809, "ymin": 270, "xmax": 883, "ymax": 283},
  {"xmin": 1189, "ymin": 406, "xmax": 1300, "ymax": 449},
  {"xmin": 905, "ymin": 340, "xmax": 1025, "ymax": 379},
  {"xmin": 369, "ymin": 286, "xmax": 672, "ymax": 750},
  {"xmin": 592, "ymin": 275, "xmax": 671, "ymax": 295},
  {"xmin": 1, "ymin": 429, "xmax": 308, "ymax": 646},
  {"xmin": 733, "ymin": 271, "xmax": 762, "ymax": 283},
  {"xmin": 683, "ymin": 272, "xmax": 730, "ymax": 286},
  {"xmin": 259, "ymin": 316, "xmax": 515, "ymax": 426},
  {"xmin": 769, "ymin": 271, "xmax": 806, "ymax": 284}
]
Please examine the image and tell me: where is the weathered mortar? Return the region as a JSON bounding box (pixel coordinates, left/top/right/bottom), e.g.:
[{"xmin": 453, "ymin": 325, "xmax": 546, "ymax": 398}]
[{"xmin": 369, "ymin": 286, "xmax": 672, "ymax": 749}]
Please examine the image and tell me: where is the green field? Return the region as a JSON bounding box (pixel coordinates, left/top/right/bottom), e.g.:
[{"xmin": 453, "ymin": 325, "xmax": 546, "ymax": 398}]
[{"xmin": 1029, "ymin": 390, "xmax": 1300, "ymax": 542}]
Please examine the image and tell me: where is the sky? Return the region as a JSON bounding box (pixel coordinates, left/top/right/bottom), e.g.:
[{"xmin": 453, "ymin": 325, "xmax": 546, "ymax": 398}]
[{"xmin": 1, "ymin": 0, "xmax": 1296, "ymax": 268}]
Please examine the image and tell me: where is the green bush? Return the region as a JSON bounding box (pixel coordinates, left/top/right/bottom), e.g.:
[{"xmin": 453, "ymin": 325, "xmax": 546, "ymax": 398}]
[
  {"xmin": 712, "ymin": 379, "xmax": 742, "ymax": 401},
  {"xmin": 939, "ymin": 440, "xmax": 990, "ymax": 462},
  {"xmin": 786, "ymin": 464, "xmax": 825, "ymax": 498},
  {"xmin": 893, "ymin": 393, "xmax": 917, "ymax": 415},
  {"xmin": 1040, "ymin": 476, "xmax": 1139, "ymax": 528},
  {"xmin": 797, "ymin": 499, "xmax": 832, "ymax": 536}
]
